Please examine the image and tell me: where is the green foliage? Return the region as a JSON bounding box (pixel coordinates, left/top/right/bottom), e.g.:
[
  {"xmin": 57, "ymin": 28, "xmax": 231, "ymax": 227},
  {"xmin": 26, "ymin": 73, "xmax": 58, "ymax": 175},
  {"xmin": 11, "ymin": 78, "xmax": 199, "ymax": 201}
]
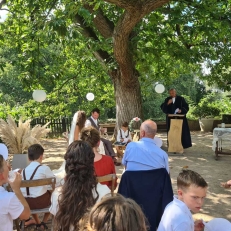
[
  {"xmin": 0, "ymin": 0, "xmax": 230, "ymax": 123},
  {"xmin": 190, "ymin": 93, "xmax": 231, "ymax": 119}
]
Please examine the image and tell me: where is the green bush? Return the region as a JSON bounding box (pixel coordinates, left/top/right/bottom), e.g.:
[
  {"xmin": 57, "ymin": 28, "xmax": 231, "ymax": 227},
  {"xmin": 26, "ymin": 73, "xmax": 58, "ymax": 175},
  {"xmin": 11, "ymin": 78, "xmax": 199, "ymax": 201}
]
[{"xmin": 190, "ymin": 93, "xmax": 229, "ymax": 119}]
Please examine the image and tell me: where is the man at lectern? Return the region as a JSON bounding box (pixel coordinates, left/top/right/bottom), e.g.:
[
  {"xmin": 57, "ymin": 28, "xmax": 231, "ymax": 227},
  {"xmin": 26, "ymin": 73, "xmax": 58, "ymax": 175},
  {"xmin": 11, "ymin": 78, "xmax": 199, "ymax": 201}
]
[{"xmin": 160, "ymin": 88, "xmax": 192, "ymax": 149}]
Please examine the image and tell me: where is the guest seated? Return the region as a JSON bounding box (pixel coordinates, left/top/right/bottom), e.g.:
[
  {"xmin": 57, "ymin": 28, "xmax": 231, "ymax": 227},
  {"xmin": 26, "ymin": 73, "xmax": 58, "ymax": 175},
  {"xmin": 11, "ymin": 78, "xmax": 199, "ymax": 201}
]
[
  {"xmin": 20, "ymin": 144, "xmax": 55, "ymax": 230},
  {"xmin": 122, "ymin": 120, "xmax": 169, "ymax": 172},
  {"xmin": 0, "ymin": 154, "xmax": 31, "ymax": 231},
  {"xmin": 50, "ymin": 141, "xmax": 110, "ymax": 231},
  {"xmin": 81, "ymin": 126, "xmax": 117, "ymax": 190},
  {"xmin": 82, "ymin": 194, "xmax": 147, "ymax": 231},
  {"xmin": 157, "ymin": 169, "xmax": 207, "ymax": 231},
  {"xmin": 115, "ymin": 122, "xmax": 132, "ymax": 157}
]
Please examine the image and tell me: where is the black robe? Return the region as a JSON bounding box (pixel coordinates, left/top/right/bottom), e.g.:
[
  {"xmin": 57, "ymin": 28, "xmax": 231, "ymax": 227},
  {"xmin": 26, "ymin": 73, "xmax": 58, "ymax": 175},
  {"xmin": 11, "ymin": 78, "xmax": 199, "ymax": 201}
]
[{"xmin": 160, "ymin": 95, "xmax": 192, "ymax": 149}]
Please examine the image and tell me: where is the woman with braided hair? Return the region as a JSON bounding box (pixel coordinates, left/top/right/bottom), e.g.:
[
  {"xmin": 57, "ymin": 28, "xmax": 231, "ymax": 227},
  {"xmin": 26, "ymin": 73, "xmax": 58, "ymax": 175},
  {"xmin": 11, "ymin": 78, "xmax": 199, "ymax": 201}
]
[{"xmin": 50, "ymin": 141, "xmax": 110, "ymax": 231}]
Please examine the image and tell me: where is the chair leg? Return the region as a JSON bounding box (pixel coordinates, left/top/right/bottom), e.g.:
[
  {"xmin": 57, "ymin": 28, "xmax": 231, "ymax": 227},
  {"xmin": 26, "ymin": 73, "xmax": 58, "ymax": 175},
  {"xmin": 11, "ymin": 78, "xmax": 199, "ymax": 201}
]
[
  {"xmin": 51, "ymin": 215, "xmax": 54, "ymax": 231},
  {"xmin": 14, "ymin": 218, "xmax": 20, "ymax": 231},
  {"xmin": 21, "ymin": 220, "xmax": 25, "ymax": 231}
]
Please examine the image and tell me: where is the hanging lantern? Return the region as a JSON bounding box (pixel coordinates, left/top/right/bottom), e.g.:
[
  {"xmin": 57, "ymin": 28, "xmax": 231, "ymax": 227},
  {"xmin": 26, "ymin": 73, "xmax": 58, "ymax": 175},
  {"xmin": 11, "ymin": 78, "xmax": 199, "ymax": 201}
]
[
  {"xmin": 32, "ymin": 90, "xmax": 47, "ymax": 102},
  {"xmin": 155, "ymin": 84, "xmax": 165, "ymax": 93},
  {"xmin": 86, "ymin": 92, "xmax": 95, "ymax": 101}
]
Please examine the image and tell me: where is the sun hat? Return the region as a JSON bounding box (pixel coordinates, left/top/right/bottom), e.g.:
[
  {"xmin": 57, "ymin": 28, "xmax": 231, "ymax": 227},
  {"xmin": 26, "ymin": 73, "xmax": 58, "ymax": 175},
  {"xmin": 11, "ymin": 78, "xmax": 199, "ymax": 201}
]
[
  {"xmin": 0, "ymin": 143, "xmax": 8, "ymax": 160},
  {"xmin": 203, "ymin": 218, "xmax": 231, "ymax": 231}
]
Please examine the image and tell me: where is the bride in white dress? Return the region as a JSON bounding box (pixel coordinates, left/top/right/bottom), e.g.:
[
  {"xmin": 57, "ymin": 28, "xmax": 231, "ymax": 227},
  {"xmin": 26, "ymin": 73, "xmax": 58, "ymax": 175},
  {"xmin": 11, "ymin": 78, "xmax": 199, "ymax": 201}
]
[
  {"xmin": 53, "ymin": 111, "xmax": 85, "ymax": 183},
  {"xmin": 53, "ymin": 111, "xmax": 105, "ymax": 184}
]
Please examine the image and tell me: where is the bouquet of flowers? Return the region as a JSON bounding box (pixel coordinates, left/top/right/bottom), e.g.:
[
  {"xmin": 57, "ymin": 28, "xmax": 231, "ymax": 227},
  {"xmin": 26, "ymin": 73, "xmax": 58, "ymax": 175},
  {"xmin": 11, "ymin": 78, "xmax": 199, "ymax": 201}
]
[{"xmin": 129, "ymin": 117, "xmax": 142, "ymax": 132}]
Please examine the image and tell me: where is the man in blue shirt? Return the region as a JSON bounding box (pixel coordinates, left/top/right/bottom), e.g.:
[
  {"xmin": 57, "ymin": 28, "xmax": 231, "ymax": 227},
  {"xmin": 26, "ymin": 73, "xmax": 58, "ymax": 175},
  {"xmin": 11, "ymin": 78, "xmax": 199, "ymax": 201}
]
[{"xmin": 122, "ymin": 120, "xmax": 169, "ymax": 173}]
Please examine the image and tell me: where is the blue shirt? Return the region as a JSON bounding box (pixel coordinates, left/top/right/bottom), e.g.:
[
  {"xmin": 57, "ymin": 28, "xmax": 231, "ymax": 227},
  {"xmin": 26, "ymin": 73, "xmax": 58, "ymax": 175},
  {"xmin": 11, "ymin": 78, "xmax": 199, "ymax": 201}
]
[{"xmin": 122, "ymin": 137, "xmax": 169, "ymax": 172}]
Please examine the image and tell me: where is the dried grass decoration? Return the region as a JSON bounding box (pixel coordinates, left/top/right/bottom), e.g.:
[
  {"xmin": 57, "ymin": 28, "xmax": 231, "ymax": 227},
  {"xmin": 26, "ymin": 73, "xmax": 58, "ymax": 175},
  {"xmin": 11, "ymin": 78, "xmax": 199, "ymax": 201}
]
[{"xmin": 0, "ymin": 115, "xmax": 51, "ymax": 154}]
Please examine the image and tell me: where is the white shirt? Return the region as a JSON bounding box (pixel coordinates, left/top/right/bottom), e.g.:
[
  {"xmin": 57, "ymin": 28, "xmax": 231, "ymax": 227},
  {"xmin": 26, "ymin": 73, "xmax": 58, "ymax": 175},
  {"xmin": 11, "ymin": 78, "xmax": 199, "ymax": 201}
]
[
  {"xmin": 117, "ymin": 129, "xmax": 132, "ymax": 143},
  {"xmin": 0, "ymin": 186, "xmax": 24, "ymax": 231},
  {"xmin": 85, "ymin": 116, "xmax": 99, "ymax": 128},
  {"xmin": 21, "ymin": 161, "xmax": 55, "ymax": 198},
  {"xmin": 122, "ymin": 138, "xmax": 169, "ymax": 172},
  {"xmin": 157, "ymin": 196, "xmax": 194, "ymax": 231},
  {"xmin": 49, "ymin": 183, "xmax": 111, "ymax": 216}
]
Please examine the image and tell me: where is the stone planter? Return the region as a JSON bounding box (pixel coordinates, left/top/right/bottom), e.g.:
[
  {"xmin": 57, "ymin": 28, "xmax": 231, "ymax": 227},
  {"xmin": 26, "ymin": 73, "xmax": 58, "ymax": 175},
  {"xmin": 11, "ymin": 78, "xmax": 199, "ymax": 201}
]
[
  {"xmin": 12, "ymin": 154, "xmax": 29, "ymax": 170},
  {"xmin": 188, "ymin": 120, "xmax": 200, "ymax": 131},
  {"xmin": 199, "ymin": 118, "xmax": 215, "ymax": 132}
]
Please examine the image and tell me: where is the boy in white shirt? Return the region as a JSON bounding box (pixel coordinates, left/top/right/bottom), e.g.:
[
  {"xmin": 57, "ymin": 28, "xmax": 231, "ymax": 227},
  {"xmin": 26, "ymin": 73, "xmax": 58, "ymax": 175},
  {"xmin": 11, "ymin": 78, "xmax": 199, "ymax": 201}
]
[
  {"xmin": 115, "ymin": 122, "xmax": 132, "ymax": 157},
  {"xmin": 158, "ymin": 169, "xmax": 207, "ymax": 231},
  {"xmin": 21, "ymin": 144, "xmax": 55, "ymax": 229},
  {"xmin": 0, "ymin": 154, "xmax": 30, "ymax": 231}
]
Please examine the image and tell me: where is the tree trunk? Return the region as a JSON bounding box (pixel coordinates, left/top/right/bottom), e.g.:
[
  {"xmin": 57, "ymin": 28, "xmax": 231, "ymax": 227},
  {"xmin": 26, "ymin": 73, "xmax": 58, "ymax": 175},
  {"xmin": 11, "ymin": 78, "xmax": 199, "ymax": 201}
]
[{"xmin": 111, "ymin": 69, "xmax": 143, "ymax": 128}]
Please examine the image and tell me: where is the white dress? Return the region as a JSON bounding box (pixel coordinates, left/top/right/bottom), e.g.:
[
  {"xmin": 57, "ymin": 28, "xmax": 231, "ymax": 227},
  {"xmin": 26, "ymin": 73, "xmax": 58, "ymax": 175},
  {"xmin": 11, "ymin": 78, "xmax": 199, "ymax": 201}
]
[{"xmin": 49, "ymin": 183, "xmax": 111, "ymax": 216}]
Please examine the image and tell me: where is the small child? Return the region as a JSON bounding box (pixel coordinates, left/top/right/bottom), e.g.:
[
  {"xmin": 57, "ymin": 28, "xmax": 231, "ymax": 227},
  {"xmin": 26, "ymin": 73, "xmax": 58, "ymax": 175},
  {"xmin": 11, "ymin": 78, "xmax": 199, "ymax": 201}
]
[
  {"xmin": 157, "ymin": 169, "xmax": 208, "ymax": 231},
  {"xmin": 83, "ymin": 194, "xmax": 147, "ymax": 231},
  {"xmin": 21, "ymin": 144, "xmax": 55, "ymax": 229},
  {"xmin": 0, "ymin": 154, "xmax": 30, "ymax": 231},
  {"xmin": 115, "ymin": 122, "xmax": 132, "ymax": 157}
]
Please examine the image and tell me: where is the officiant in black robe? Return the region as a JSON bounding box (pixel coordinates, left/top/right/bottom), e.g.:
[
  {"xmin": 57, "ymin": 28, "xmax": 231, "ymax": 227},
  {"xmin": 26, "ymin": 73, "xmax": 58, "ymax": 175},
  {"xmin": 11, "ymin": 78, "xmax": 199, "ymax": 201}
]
[{"xmin": 160, "ymin": 89, "xmax": 192, "ymax": 149}]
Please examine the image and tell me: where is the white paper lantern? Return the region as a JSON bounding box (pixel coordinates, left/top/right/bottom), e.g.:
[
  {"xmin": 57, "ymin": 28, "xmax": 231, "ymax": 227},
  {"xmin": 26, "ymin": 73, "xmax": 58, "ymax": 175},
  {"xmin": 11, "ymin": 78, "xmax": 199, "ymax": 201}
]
[
  {"xmin": 32, "ymin": 90, "xmax": 47, "ymax": 102},
  {"xmin": 155, "ymin": 84, "xmax": 165, "ymax": 93},
  {"xmin": 86, "ymin": 92, "xmax": 95, "ymax": 101}
]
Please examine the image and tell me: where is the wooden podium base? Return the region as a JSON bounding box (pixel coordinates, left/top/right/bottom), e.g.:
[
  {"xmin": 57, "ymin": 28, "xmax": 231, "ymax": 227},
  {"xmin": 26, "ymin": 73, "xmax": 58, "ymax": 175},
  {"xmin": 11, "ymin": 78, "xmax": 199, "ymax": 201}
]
[{"xmin": 168, "ymin": 119, "xmax": 183, "ymax": 153}]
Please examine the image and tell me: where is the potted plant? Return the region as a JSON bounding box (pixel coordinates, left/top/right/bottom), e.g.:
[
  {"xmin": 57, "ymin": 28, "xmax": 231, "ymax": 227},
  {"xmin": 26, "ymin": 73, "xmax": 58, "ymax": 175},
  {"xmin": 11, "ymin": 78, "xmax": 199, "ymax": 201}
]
[
  {"xmin": 0, "ymin": 115, "xmax": 50, "ymax": 169},
  {"xmin": 191, "ymin": 93, "xmax": 221, "ymax": 132}
]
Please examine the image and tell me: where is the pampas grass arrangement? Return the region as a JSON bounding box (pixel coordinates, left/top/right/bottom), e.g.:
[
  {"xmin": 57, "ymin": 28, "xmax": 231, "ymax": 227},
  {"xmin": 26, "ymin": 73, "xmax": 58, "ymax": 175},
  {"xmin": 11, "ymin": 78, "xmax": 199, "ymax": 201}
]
[{"xmin": 0, "ymin": 115, "xmax": 51, "ymax": 154}]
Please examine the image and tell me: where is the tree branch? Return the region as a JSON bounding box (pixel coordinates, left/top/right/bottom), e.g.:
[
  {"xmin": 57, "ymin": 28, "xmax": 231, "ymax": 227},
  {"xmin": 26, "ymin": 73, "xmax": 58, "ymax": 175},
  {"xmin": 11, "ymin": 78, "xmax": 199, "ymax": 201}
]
[
  {"xmin": 112, "ymin": 0, "xmax": 170, "ymax": 83},
  {"xmin": 74, "ymin": 14, "xmax": 112, "ymax": 63},
  {"xmin": 84, "ymin": 5, "xmax": 114, "ymax": 38},
  {"xmin": 141, "ymin": 0, "xmax": 171, "ymax": 16},
  {"xmin": 175, "ymin": 24, "xmax": 192, "ymax": 49}
]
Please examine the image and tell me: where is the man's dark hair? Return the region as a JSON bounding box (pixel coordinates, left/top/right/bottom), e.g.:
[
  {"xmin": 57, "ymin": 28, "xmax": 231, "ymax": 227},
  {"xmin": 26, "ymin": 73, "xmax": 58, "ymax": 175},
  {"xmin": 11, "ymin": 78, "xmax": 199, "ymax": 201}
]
[
  {"xmin": 91, "ymin": 108, "xmax": 100, "ymax": 114},
  {"xmin": 177, "ymin": 169, "xmax": 208, "ymax": 191},
  {"xmin": 28, "ymin": 144, "xmax": 44, "ymax": 161},
  {"xmin": 122, "ymin": 122, "xmax": 129, "ymax": 127}
]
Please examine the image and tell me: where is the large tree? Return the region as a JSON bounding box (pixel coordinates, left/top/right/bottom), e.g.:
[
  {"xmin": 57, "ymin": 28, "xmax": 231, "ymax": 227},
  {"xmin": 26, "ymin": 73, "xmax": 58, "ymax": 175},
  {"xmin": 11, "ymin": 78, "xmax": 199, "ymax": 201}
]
[{"xmin": 0, "ymin": 0, "xmax": 230, "ymax": 125}]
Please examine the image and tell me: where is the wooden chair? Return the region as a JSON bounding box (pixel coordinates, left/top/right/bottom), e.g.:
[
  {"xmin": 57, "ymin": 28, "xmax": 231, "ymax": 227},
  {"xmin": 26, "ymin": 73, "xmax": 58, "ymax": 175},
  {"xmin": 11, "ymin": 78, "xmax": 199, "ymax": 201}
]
[
  {"xmin": 15, "ymin": 177, "xmax": 56, "ymax": 231},
  {"xmin": 97, "ymin": 174, "xmax": 116, "ymax": 196}
]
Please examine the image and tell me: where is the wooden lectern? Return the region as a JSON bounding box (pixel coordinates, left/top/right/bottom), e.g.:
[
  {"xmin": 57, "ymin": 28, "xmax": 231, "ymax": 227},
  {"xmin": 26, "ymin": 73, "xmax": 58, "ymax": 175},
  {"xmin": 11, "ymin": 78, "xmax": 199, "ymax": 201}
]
[{"xmin": 168, "ymin": 114, "xmax": 185, "ymax": 153}]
